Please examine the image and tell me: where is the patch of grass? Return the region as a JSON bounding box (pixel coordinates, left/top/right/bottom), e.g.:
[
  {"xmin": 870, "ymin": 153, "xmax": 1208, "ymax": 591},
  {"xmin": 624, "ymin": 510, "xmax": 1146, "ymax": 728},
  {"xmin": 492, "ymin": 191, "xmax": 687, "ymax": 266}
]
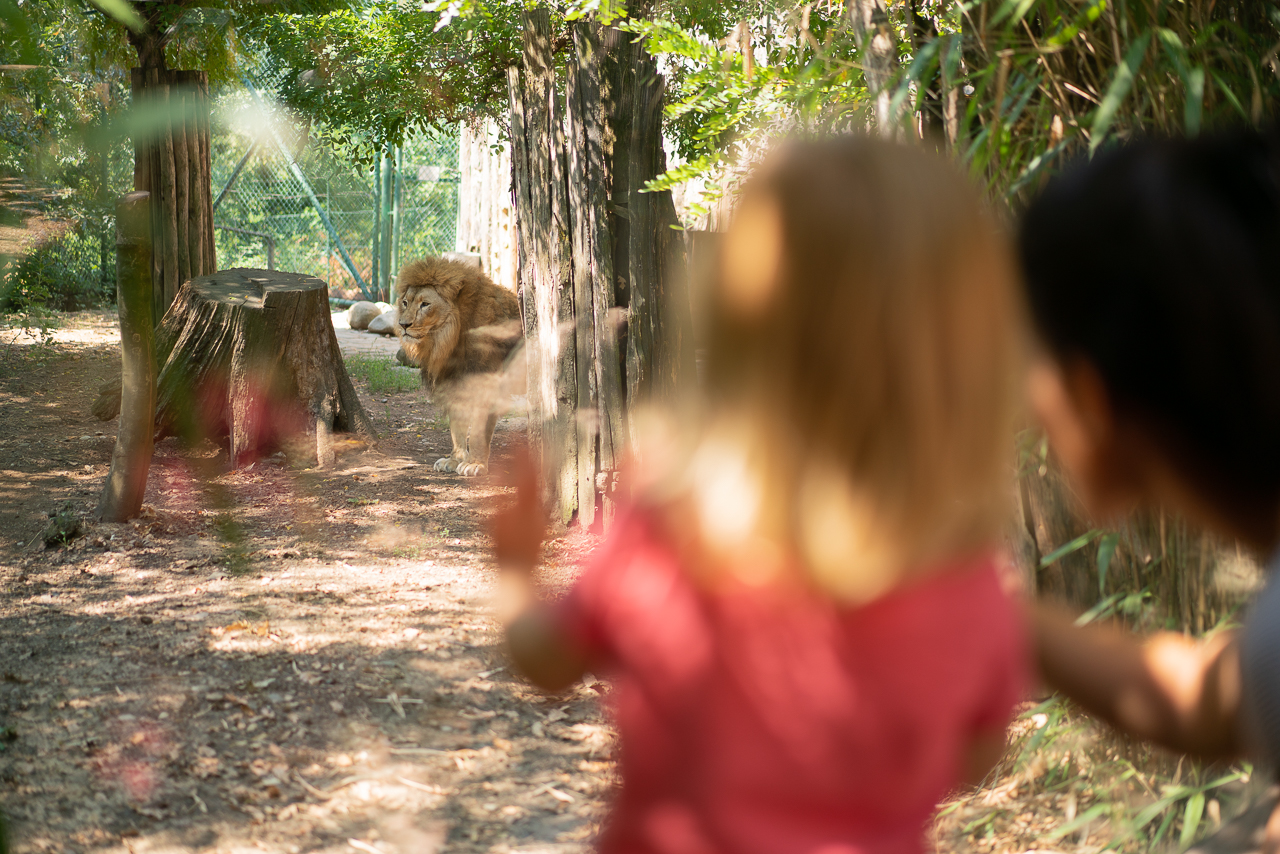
[
  {"xmin": 935, "ymin": 695, "xmax": 1259, "ymax": 854},
  {"xmin": 344, "ymin": 353, "xmax": 421, "ymax": 395}
]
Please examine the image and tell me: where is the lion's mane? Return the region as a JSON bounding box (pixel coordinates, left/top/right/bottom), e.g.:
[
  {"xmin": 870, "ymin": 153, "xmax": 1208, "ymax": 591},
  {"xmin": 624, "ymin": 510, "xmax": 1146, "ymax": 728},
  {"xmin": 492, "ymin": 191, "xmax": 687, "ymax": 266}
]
[{"xmin": 394, "ymin": 257, "xmax": 522, "ymax": 392}]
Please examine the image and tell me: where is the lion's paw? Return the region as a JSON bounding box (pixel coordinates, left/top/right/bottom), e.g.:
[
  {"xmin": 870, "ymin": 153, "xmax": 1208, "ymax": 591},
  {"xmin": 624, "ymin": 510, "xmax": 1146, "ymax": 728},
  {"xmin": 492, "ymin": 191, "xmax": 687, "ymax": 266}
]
[
  {"xmin": 456, "ymin": 461, "xmax": 488, "ymax": 478},
  {"xmin": 433, "ymin": 457, "xmax": 459, "ymax": 473}
]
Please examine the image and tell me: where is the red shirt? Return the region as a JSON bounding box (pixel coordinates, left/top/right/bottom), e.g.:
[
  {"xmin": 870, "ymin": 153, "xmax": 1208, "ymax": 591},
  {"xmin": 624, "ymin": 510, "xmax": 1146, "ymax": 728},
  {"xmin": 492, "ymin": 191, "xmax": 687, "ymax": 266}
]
[{"xmin": 559, "ymin": 510, "xmax": 1027, "ymax": 854}]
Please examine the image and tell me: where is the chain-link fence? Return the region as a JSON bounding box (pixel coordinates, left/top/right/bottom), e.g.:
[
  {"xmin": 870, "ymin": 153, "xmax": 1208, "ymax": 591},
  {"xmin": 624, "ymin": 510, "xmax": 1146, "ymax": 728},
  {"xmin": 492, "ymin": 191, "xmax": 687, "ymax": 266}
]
[
  {"xmin": 2, "ymin": 91, "xmax": 460, "ymax": 311},
  {"xmin": 211, "ymin": 112, "xmax": 460, "ymax": 302}
]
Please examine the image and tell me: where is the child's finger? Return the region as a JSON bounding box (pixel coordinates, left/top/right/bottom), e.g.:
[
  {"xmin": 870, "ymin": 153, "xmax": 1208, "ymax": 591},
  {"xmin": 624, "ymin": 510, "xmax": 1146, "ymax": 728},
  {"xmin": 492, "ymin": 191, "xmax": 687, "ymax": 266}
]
[
  {"xmin": 510, "ymin": 444, "xmax": 540, "ymax": 512},
  {"xmin": 492, "ymin": 443, "xmax": 546, "ymax": 570}
]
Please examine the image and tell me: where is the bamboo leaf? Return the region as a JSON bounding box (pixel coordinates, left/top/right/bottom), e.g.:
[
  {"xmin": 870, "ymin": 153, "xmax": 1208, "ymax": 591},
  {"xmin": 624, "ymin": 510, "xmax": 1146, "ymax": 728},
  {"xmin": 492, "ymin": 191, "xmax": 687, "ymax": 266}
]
[
  {"xmin": 1184, "ymin": 68, "xmax": 1205, "ymax": 136},
  {"xmin": 1097, "ymin": 532, "xmax": 1120, "ymax": 595},
  {"xmin": 888, "ymin": 38, "xmax": 942, "ymax": 128},
  {"xmin": 1152, "ymin": 805, "xmax": 1179, "ymax": 849},
  {"xmin": 88, "ymin": 0, "xmax": 145, "ymax": 32},
  {"xmin": 1180, "ymin": 791, "xmax": 1205, "ymax": 848},
  {"xmin": 1040, "ymin": 529, "xmax": 1102, "ymax": 568},
  {"xmin": 1045, "ymin": 803, "xmax": 1109, "ymax": 842},
  {"xmin": 1075, "ymin": 591, "xmax": 1125, "ymax": 626},
  {"xmin": 1090, "ymin": 30, "xmax": 1152, "ymax": 155},
  {"xmin": 1209, "ymin": 70, "xmax": 1248, "ymax": 119}
]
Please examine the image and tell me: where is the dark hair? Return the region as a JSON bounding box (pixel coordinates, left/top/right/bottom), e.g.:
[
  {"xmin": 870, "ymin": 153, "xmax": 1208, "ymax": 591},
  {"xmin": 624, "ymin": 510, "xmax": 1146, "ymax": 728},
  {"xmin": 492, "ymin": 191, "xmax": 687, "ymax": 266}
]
[{"xmin": 1019, "ymin": 130, "xmax": 1280, "ymax": 522}]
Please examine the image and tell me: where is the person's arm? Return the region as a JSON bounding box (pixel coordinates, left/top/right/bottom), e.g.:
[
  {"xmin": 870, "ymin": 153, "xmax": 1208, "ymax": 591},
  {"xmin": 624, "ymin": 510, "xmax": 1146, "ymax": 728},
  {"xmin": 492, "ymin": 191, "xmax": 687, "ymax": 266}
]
[
  {"xmin": 1032, "ymin": 601, "xmax": 1242, "ymax": 757},
  {"xmin": 491, "ymin": 450, "xmax": 588, "ymax": 694}
]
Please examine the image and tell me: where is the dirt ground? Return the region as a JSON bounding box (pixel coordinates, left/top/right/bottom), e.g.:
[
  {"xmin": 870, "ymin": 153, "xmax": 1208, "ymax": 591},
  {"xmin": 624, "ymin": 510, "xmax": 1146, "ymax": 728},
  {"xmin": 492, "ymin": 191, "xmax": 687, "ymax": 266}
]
[
  {"xmin": 0, "ymin": 308, "xmax": 1263, "ymax": 854},
  {"xmin": 0, "ymin": 309, "xmax": 610, "ymax": 854}
]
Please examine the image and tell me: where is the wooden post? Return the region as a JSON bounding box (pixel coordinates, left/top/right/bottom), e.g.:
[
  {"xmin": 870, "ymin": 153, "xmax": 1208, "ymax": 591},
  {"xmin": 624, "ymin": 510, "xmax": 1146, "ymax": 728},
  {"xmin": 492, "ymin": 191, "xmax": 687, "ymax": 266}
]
[
  {"xmin": 371, "ymin": 158, "xmax": 382, "ymax": 297},
  {"xmin": 509, "ymin": 8, "xmax": 578, "ymax": 524},
  {"xmin": 98, "ymin": 193, "xmax": 156, "ymax": 522},
  {"xmin": 381, "ymin": 149, "xmax": 395, "ymax": 298},
  {"xmin": 173, "ymin": 81, "xmax": 191, "ymax": 289},
  {"xmin": 392, "ymin": 145, "xmax": 403, "ymax": 287},
  {"xmin": 566, "ymin": 21, "xmax": 627, "ymax": 527}
]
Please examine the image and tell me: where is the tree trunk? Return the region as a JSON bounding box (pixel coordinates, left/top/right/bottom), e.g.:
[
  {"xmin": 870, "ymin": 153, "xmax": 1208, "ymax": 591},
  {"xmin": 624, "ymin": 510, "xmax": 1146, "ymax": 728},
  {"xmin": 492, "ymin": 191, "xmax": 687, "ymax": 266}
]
[
  {"xmin": 98, "ymin": 192, "xmax": 156, "ymax": 522},
  {"xmin": 131, "ymin": 67, "xmax": 217, "ymax": 321},
  {"xmin": 153, "ymin": 269, "xmax": 376, "ymax": 467}
]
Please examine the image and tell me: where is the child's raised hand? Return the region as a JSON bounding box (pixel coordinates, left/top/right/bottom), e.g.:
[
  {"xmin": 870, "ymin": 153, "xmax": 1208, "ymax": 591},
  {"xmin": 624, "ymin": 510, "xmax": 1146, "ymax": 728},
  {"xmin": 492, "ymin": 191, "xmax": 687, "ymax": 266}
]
[{"xmin": 491, "ymin": 445, "xmax": 546, "ymax": 574}]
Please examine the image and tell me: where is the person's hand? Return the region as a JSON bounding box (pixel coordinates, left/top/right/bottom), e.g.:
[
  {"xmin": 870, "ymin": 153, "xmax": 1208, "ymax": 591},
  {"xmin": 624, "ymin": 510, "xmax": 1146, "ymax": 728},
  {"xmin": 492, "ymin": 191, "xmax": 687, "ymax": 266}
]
[{"xmin": 491, "ymin": 445, "xmax": 546, "ymax": 574}]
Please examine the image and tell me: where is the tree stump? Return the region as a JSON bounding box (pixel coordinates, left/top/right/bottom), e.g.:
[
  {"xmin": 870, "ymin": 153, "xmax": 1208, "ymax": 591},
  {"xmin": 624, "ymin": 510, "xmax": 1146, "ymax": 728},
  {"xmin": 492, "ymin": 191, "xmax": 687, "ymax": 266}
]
[{"xmin": 154, "ymin": 268, "xmax": 375, "ymax": 467}]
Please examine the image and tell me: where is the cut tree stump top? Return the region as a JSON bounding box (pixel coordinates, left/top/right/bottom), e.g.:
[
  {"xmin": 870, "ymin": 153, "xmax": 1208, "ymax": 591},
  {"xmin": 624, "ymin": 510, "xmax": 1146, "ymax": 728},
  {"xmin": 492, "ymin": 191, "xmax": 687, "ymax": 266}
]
[{"xmin": 191, "ymin": 269, "xmax": 326, "ymax": 306}]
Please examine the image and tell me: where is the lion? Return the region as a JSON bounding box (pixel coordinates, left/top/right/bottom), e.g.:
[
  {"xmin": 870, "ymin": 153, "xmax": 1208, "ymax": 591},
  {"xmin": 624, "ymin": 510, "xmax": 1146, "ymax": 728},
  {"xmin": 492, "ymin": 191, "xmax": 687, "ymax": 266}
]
[{"xmin": 394, "ymin": 257, "xmax": 522, "ymax": 477}]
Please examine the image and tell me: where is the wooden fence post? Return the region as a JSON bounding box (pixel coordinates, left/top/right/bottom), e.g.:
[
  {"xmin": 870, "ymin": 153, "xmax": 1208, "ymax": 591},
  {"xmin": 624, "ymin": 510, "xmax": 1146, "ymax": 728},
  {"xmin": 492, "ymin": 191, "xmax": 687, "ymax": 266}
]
[
  {"xmin": 509, "ymin": 8, "xmax": 578, "ymax": 524},
  {"xmin": 509, "ymin": 11, "xmax": 689, "ymax": 528},
  {"xmin": 98, "ymin": 192, "xmax": 156, "ymax": 522}
]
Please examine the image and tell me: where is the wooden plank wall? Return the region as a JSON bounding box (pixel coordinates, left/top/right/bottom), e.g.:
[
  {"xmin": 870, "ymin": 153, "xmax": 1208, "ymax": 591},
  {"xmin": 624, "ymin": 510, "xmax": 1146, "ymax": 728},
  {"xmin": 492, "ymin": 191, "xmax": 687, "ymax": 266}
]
[
  {"xmin": 508, "ymin": 13, "xmax": 689, "ymax": 529},
  {"xmin": 456, "ymin": 120, "xmax": 517, "ymax": 292}
]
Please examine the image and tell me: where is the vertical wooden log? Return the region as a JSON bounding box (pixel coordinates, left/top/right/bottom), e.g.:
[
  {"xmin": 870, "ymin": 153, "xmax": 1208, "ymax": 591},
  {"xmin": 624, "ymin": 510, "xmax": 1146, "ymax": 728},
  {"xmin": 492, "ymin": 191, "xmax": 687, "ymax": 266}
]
[
  {"xmin": 567, "ymin": 21, "xmax": 627, "ymax": 527},
  {"xmin": 184, "ymin": 73, "xmax": 205, "ymax": 278},
  {"xmin": 623, "ymin": 62, "xmax": 661, "ymax": 418},
  {"xmin": 548, "ymin": 43, "xmax": 578, "ymax": 525},
  {"xmin": 130, "ymin": 68, "xmax": 150, "ymax": 193},
  {"xmin": 392, "ymin": 146, "xmax": 403, "ymax": 282},
  {"xmin": 371, "ymin": 158, "xmax": 382, "ymax": 295},
  {"xmin": 566, "ymin": 36, "xmax": 599, "ymax": 529},
  {"xmin": 197, "ymin": 72, "xmax": 216, "ymax": 275},
  {"xmin": 157, "ymin": 76, "xmax": 180, "ymax": 316},
  {"xmin": 511, "ymin": 8, "xmax": 578, "ymax": 524},
  {"xmin": 180, "ymin": 71, "xmax": 205, "ymax": 278},
  {"xmin": 508, "ymin": 66, "xmax": 543, "ymax": 461},
  {"xmin": 623, "ymin": 52, "xmax": 692, "ymax": 413},
  {"xmin": 457, "ymin": 125, "xmax": 475, "ymax": 253},
  {"xmin": 381, "ymin": 150, "xmax": 394, "ymax": 298},
  {"xmin": 145, "ymin": 67, "xmax": 164, "ymax": 319},
  {"xmin": 98, "ymin": 192, "xmax": 156, "ymax": 522},
  {"xmin": 172, "ymin": 77, "xmax": 192, "ymax": 289}
]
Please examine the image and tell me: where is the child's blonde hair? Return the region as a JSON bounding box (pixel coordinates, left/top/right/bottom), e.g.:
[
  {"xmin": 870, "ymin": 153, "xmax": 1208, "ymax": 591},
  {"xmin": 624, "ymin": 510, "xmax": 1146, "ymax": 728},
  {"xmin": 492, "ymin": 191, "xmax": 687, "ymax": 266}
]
[{"xmin": 689, "ymin": 136, "xmax": 1023, "ymax": 601}]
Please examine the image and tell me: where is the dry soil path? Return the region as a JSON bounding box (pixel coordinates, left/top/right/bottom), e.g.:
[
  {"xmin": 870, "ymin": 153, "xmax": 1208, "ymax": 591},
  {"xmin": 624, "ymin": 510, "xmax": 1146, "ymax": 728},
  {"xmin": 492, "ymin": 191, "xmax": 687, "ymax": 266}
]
[{"xmin": 0, "ymin": 309, "xmax": 608, "ymax": 854}]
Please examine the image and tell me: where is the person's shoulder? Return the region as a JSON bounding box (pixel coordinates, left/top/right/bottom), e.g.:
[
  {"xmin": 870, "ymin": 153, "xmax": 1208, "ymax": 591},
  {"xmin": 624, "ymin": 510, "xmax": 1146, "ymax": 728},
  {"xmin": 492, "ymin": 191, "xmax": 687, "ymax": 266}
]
[{"xmin": 889, "ymin": 551, "xmax": 1024, "ymax": 631}]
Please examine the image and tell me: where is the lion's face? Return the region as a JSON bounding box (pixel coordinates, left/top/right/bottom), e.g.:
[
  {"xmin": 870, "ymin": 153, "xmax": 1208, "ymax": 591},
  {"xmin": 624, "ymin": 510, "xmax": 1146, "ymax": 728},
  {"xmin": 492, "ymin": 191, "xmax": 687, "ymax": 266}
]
[{"xmin": 397, "ymin": 286, "xmax": 448, "ymax": 340}]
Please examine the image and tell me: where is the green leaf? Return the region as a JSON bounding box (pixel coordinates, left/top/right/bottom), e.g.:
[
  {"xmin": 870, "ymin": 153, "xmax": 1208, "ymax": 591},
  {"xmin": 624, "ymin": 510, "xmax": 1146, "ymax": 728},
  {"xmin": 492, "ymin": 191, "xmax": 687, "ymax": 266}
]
[
  {"xmin": 1097, "ymin": 532, "xmax": 1120, "ymax": 595},
  {"xmin": 1040, "ymin": 529, "xmax": 1102, "ymax": 568},
  {"xmin": 1090, "ymin": 30, "xmax": 1152, "ymax": 155},
  {"xmin": 1075, "ymin": 591, "xmax": 1124, "ymax": 626},
  {"xmin": 1152, "ymin": 804, "xmax": 1179, "ymax": 849},
  {"xmin": 1209, "ymin": 70, "xmax": 1248, "ymax": 120},
  {"xmin": 1044, "ymin": 803, "xmax": 1108, "ymax": 842},
  {"xmin": 887, "ymin": 38, "xmax": 942, "ymax": 128},
  {"xmin": 87, "ymin": 0, "xmax": 145, "ymax": 32},
  {"xmin": 1184, "ymin": 67, "xmax": 1205, "ymax": 136},
  {"xmin": 1180, "ymin": 791, "xmax": 1205, "ymax": 848}
]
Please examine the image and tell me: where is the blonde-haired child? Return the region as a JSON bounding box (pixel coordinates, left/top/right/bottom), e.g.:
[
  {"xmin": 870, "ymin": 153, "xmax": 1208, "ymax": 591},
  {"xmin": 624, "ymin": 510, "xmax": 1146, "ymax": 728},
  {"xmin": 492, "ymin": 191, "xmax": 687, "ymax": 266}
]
[{"xmin": 493, "ymin": 135, "xmax": 1028, "ymax": 854}]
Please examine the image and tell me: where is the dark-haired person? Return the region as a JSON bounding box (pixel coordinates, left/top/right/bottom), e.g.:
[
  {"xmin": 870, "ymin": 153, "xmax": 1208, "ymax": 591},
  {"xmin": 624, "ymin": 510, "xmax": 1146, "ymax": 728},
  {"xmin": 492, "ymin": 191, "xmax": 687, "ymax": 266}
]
[{"xmin": 1020, "ymin": 130, "xmax": 1280, "ymax": 783}]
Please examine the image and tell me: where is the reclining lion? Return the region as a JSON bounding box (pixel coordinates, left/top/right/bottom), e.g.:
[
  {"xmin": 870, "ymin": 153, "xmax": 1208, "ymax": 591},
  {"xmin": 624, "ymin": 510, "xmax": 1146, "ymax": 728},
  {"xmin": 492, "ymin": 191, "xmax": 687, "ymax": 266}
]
[{"xmin": 395, "ymin": 257, "xmax": 522, "ymax": 477}]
